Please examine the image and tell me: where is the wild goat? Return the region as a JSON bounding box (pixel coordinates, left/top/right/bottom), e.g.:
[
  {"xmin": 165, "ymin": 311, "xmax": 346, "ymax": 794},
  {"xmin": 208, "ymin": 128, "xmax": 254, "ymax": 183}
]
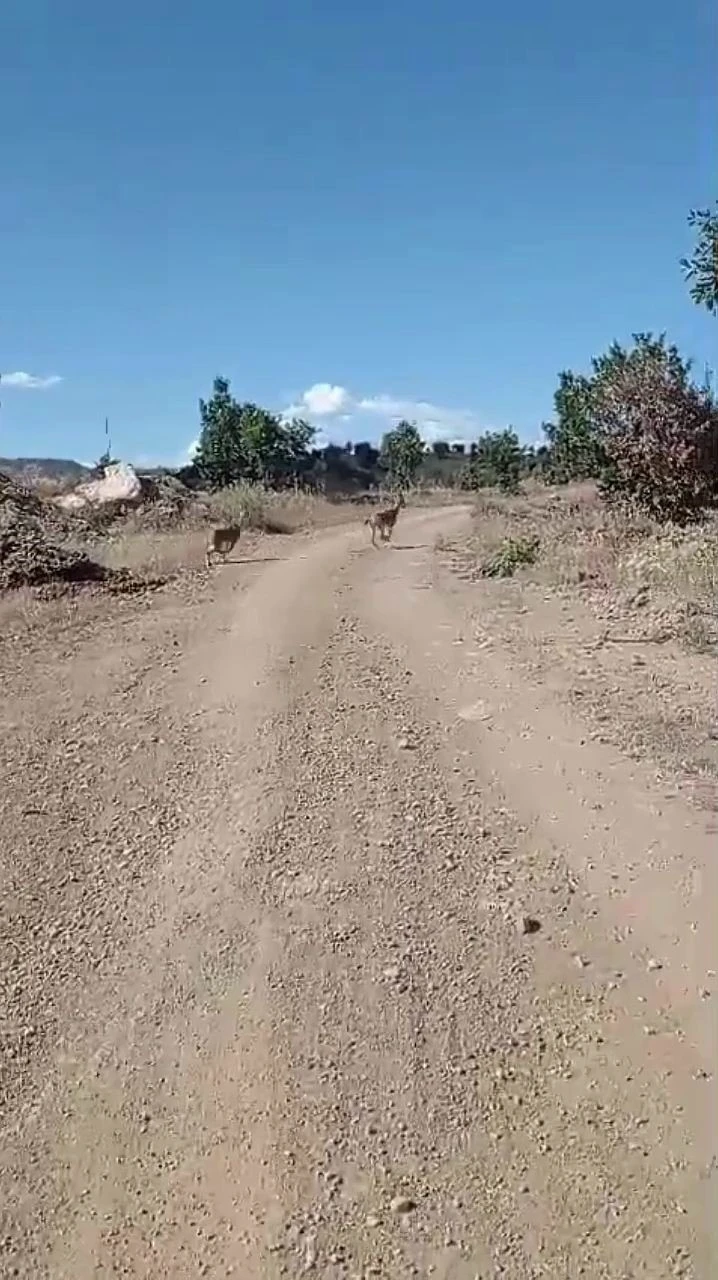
[
  {"xmin": 364, "ymin": 493, "xmax": 405, "ymax": 547},
  {"xmin": 205, "ymin": 523, "xmax": 242, "ymax": 569}
]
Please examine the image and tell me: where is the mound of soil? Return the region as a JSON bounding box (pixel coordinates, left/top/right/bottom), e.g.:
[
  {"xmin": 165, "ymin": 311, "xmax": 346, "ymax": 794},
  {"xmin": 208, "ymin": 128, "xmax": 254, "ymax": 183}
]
[
  {"xmin": 130, "ymin": 472, "xmax": 210, "ymax": 528},
  {"xmin": 0, "ymin": 470, "xmax": 158, "ymax": 594},
  {"xmin": 0, "ymin": 470, "xmax": 95, "ymax": 539}
]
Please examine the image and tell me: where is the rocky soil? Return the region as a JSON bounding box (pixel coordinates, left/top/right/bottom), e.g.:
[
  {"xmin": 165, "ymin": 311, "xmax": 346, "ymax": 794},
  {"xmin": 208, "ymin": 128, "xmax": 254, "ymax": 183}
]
[{"xmin": 0, "ymin": 508, "xmax": 714, "ymax": 1278}]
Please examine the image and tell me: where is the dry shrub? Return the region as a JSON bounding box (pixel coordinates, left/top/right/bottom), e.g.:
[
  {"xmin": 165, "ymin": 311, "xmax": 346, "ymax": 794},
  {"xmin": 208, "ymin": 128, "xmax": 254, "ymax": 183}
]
[
  {"xmin": 592, "ymin": 334, "xmax": 718, "ymax": 524},
  {"xmin": 206, "ymin": 482, "xmax": 364, "ymax": 533},
  {"xmin": 208, "ymin": 482, "xmax": 295, "ymax": 534}
]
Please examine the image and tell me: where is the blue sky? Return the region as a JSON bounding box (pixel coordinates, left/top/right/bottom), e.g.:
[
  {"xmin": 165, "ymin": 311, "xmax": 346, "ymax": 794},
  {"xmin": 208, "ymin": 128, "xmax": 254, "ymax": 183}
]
[{"xmin": 1, "ymin": 0, "xmax": 715, "ymax": 465}]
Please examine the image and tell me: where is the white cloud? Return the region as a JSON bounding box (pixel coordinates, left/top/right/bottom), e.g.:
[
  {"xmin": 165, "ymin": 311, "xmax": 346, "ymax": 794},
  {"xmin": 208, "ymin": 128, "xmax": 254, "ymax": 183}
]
[
  {"xmin": 283, "ymin": 382, "xmax": 350, "ymax": 420},
  {"xmin": 0, "ymin": 370, "xmax": 62, "ymax": 390},
  {"xmin": 280, "ymin": 378, "xmax": 481, "ymax": 440},
  {"xmin": 357, "ymin": 394, "xmax": 482, "ymax": 443},
  {"xmin": 186, "ymin": 438, "xmax": 199, "ymax": 459},
  {"xmin": 281, "ymin": 381, "xmax": 489, "ymax": 445}
]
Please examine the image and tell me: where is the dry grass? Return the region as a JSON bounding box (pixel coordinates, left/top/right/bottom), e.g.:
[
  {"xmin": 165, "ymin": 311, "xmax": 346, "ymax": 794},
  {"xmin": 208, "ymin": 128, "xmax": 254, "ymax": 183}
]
[
  {"xmin": 93, "ymin": 528, "xmax": 211, "ymax": 577},
  {"xmin": 206, "ymin": 482, "xmax": 353, "ymax": 533},
  {"xmin": 406, "ymin": 482, "xmax": 467, "ymax": 506},
  {"xmin": 74, "ymin": 484, "xmax": 367, "ymax": 577},
  {"xmin": 444, "ymin": 481, "xmax": 718, "ymax": 649},
  {"xmin": 436, "ymin": 482, "xmax": 718, "ymax": 792}
]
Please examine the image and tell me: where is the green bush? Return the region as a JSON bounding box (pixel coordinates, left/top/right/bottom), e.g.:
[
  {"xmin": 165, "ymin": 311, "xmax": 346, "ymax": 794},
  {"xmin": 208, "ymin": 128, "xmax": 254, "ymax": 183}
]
[
  {"xmin": 465, "ymin": 429, "xmax": 525, "ymax": 493},
  {"xmin": 481, "ymin": 534, "xmax": 540, "ymax": 578}
]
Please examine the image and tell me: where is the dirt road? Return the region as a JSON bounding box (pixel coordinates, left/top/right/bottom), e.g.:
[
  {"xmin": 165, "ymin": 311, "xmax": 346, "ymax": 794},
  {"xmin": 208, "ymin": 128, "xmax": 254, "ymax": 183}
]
[{"xmin": 1, "ymin": 507, "xmax": 715, "ymax": 1278}]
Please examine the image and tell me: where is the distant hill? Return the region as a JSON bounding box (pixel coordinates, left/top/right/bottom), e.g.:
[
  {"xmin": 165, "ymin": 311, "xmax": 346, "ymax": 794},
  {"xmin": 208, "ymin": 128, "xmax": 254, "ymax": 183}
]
[{"xmin": 0, "ymin": 457, "xmax": 91, "ymax": 484}]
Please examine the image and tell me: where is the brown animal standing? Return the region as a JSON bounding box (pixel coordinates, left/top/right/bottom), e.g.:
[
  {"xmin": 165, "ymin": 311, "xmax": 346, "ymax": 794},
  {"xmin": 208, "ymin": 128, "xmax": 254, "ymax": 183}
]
[
  {"xmin": 364, "ymin": 493, "xmax": 405, "ymax": 547},
  {"xmin": 205, "ymin": 523, "xmax": 242, "ymax": 569}
]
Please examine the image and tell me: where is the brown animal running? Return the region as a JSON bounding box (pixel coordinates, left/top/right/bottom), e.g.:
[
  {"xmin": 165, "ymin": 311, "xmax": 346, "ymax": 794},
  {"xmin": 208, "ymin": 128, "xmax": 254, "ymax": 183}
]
[
  {"xmin": 364, "ymin": 493, "xmax": 405, "ymax": 547},
  {"xmin": 205, "ymin": 523, "xmax": 242, "ymax": 569}
]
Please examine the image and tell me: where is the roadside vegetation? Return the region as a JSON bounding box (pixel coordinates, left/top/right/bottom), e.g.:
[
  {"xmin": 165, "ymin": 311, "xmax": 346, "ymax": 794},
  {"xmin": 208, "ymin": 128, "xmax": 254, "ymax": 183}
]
[{"xmin": 2, "ymin": 198, "xmax": 716, "ymax": 624}]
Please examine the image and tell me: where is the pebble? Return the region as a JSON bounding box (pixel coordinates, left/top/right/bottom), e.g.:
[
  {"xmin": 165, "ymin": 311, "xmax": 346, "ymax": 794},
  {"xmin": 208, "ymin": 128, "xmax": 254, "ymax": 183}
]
[
  {"xmin": 517, "ymin": 914, "xmax": 541, "ymax": 936},
  {"xmin": 646, "ymin": 958, "xmax": 662, "ymax": 972},
  {"xmin": 390, "ymin": 1195, "xmax": 416, "ymax": 1215},
  {"xmin": 574, "ymin": 954, "xmax": 589, "ymax": 969}
]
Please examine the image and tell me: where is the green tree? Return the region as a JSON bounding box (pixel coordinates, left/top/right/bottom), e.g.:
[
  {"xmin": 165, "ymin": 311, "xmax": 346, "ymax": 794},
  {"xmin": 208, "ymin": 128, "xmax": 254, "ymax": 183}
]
[
  {"xmin": 238, "ymin": 405, "xmax": 284, "ymax": 481},
  {"xmin": 681, "ymin": 201, "xmax": 718, "ymax": 315},
  {"xmin": 193, "ymin": 377, "xmax": 314, "ymax": 488},
  {"xmin": 465, "ymin": 428, "xmax": 524, "ymax": 493},
  {"xmin": 280, "ymin": 417, "xmax": 315, "ymax": 479},
  {"xmin": 591, "ymin": 332, "xmax": 718, "ymax": 522},
  {"xmin": 240, "ymin": 407, "xmax": 314, "ymax": 482},
  {"xmin": 380, "ymin": 419, "xmax": 425, "ymax": 487},
  {"xmin": 194, "ymin": 377, "xmax": 247, "ymax": 488},
  {"xmin": 542, "ymin": 371, "xmax": 604, "ymax": 481}
]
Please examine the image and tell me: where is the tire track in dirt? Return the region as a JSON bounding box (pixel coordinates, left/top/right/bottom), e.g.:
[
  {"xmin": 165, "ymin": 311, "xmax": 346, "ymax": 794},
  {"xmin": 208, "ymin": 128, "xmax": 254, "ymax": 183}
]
[
  {"xmin": 1, "ymin": 527, "xmax": 354, "ymax": 1277},
  {"xmin": 1, "ymin": 508, "xmax": 713, "ymax": 1278}
]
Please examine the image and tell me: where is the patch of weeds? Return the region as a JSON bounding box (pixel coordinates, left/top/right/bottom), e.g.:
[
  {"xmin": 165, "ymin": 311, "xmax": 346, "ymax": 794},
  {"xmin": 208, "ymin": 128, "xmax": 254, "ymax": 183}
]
[{"xmin": 481, "ymin": 535, "xmax": 540, "ymax": 578}]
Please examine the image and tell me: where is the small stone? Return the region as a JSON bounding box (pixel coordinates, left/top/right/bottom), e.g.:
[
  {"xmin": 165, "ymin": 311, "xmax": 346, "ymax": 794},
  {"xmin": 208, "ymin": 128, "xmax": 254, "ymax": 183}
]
[
  {"xmin": 383, "ymin": 964, "xmax": 401, "ymax": 981},
  {"xmin": 390, "ymin": 1194, "xmax": 416, "ymax": 1215},
  {"xmin": 574, "ymin": 954, "xmax": 589, "ymax": 969},
  {"xmin": 647, "ymin": 958, "xmax": 662, "ymax": 972},
  {"xmin": 365, "ymin": 1214, "xmax": 381, "ymax": 1228},
  {"xmin": 517, "ymin": 914, "xmax": 541, "ymax": 936},
  {"xmin": 396, "ymin": 737, "xmax": 411, "ymax": 750}
]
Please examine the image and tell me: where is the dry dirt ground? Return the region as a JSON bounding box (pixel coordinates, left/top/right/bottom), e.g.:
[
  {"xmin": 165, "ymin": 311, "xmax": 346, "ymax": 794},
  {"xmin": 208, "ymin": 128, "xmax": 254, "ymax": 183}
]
[{"xmin": 0, "ymin": 507, "xmax": 715, "ymax": 1279}]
